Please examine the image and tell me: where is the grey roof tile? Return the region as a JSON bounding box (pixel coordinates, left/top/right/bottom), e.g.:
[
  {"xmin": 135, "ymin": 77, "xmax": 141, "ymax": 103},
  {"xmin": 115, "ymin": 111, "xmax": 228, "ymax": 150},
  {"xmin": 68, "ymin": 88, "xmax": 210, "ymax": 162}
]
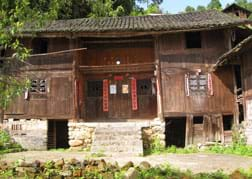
[{"xmin": 23, "ymin": 10, "xmax": 251, "ymax": 34}]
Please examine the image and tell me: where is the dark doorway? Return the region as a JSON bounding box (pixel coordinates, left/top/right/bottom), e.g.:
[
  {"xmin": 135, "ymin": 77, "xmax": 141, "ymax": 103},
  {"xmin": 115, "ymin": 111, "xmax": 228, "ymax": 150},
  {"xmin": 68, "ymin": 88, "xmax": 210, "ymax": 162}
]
[
  {"xmin": 223, "ymin": 115, "xmax": 233, "ymax": 131},
  {"xmin": 234, "ymin": 65, "xmax": 244, "ymax": 123},
  {"xmin": 165, "ymin": 117, "xmax": 186, "ymax": 147},
  {"xmin": 47, "ymin": 120, "xmax": 69, "ymax": 149}
]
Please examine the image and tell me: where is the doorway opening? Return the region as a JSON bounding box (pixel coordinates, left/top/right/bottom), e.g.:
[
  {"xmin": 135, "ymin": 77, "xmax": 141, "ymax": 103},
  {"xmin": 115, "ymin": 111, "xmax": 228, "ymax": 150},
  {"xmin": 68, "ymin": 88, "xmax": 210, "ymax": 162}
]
[
  {"xmin": 47, "ymin": 120, "xmax": 69, "ymax": 149},
  {"xmin": 165, "ymin": 117, "xmax": 186, "ymax": 148},
  {"xmin": 234, "ymin": 65, "xmax": 244, "ymax": 123}
]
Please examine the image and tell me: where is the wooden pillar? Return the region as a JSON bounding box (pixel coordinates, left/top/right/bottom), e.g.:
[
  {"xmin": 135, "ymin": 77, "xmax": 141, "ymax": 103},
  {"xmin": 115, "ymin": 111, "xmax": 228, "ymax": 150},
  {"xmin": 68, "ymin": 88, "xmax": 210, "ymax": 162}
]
[
  {"xmin": 203, "ymin": 115, "xmax": 212, "ymax": 143},
  {"xmin": 154, "ymin": 35, "xmax": 164, "ymax": 120},
  {"xmin": 232, "ymin": 65, "xmax": 240, "ymax": 125},
  {"xmin": 185, "ymin": 115, "xmax": 193, "ymax": 146},
  {"xmin": 70, "ymin": 38, "xmax": 80, "ymax": 121},
  {"xmin": 0, "ymin": 108, "xmax": 3, "ymax": 123}
]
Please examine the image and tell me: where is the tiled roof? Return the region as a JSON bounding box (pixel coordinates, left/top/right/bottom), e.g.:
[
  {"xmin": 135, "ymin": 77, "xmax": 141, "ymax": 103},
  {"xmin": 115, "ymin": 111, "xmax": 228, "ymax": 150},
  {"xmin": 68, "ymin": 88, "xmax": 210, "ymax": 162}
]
[
  {"xmin": 23, "ymin": 10, "xmax": 251, "ymax": 34},
  {"xmin": 223, "ymin": 3, "xmax": 252, "ymax": 15}
]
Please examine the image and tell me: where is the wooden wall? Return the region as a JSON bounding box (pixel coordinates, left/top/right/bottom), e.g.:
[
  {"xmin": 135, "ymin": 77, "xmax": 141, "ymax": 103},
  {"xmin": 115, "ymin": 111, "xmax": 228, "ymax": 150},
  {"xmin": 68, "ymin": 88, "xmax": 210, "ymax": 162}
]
[
  {"xmin": 79, "ymin": 42, "xmax": 157, "ymax": 120},
  {"xmin": 159, "ymin": 30, "xmax": 235, "ymax": 116},
  {"xmin": 5, "ymin": 71, "xmax": 74, "ymax": 119},
  {"xmin": 5, "ymin": 38, "xmax": 74, "ymax": 119},
  {"xmin": 242, "ymin": 50, "xmax": 252, "ymax": 120},
  {"xmin": 81, "ymin": 41, "xmax": 154, "ymax": 66}
]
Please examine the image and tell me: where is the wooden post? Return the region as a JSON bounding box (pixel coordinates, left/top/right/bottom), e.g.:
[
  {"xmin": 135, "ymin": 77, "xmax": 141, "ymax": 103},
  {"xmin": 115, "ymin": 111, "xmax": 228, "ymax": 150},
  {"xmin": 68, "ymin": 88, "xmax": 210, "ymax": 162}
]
[
  {"xmin": 203, "ymin": 115, "xmax": 212, "ymax": 143},
  {"xmin": 185, "ymin": 115, "xmax": 193, "ymax": 146},
  {"xmin": 232, "ymin": 65, "xmax": 240, "ymax": 125},
  {"xmin": 154, "ymin": 35, "xmax": 164, "ymax": 120},
  {"xmin": 0, "ymin": 108, "xmax": 3, "ymax": 123},
  {"xmin": 70, "ymin": 38, "xmax": 80, "ymax": 120}
]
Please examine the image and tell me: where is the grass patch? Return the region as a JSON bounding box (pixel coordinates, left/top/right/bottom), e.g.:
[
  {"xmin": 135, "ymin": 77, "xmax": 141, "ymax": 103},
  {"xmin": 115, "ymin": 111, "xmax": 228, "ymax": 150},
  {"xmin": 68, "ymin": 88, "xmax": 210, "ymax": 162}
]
[
  {"xmin": 144, "ymin": 137, "xmax": 200, "ymax": 155},
  {"xmin": 0, "ymin": 130, "xmax": 24, "ymax": 154},
  {"xmin": 207, "ymin": 143, "xmax": 252, "ymax": 156},
  {"xmin": 144, "ymin": 137, "xmax": 252, "ymax": 158}
]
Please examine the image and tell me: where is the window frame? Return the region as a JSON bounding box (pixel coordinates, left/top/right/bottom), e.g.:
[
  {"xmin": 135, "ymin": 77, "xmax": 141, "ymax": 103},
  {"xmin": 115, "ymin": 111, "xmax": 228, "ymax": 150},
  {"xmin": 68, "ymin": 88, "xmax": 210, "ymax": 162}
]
[{"xmin": 185, "ymin": 32, "xmax": 202, "ymax": 49}]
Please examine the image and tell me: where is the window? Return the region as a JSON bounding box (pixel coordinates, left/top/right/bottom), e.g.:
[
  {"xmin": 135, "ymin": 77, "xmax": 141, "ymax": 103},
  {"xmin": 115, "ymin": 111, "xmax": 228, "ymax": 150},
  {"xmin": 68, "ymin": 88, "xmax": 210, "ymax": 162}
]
[
  {"xmin": 188, "ymin": 74, "xmax": 207, "ymax": 95},
  {"xmin": 223, "ymin": 115, "xmax": 233, "ymax": 131},
  {"xmin": 87, "ymin": 81, "xmax": 102, "ymax": 97},
  {"xmin": 137, "ymin": 79, "xmax": 152, "ymax": 95},
  {"xmin": 185, "ymin": 32, "xmax": 202, "ymax": 49},
  {"xmin": 31, "ymin": 79, "xmax": 46, "ymax": 93},
  {"xmin": 193, "ymin": 116, "xmax": 203, "ymax": 124},
  {"xmin": 32, "ymin": 38, "xmax": 48, "ymax": 54}
]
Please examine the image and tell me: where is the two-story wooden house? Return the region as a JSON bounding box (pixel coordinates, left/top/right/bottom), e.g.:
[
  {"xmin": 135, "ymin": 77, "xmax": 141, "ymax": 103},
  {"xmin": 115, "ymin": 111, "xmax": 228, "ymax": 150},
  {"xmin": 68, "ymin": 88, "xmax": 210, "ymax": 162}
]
[{"xmin": 1, "ymin": 9, "xmax": 252, "ymax": 154}]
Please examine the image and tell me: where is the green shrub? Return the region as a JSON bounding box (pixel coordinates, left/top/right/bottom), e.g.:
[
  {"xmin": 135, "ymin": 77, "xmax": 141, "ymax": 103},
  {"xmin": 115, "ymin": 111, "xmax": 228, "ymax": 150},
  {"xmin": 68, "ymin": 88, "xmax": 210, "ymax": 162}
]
[{"xmin": 0, "ymin": 130, "xmax": 23, "ymax": 154}]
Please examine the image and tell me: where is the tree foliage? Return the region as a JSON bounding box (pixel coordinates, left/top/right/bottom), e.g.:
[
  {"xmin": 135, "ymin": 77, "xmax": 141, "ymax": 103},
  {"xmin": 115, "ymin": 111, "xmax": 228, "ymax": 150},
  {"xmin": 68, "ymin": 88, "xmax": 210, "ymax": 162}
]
[
  {"xmin": 88, "ymin": 0, "xmax": 124, "ymax": 18},
  {"xmin": 185, "ymin": 6, "xmax": 195, "ymax": 13},
  {"xmin": 0, "ymin": 0, "xmax": 60, "ymax": 110},
  {"xmin": 207, "ymin": 0, "xmax": 222, "ymax": 10}
]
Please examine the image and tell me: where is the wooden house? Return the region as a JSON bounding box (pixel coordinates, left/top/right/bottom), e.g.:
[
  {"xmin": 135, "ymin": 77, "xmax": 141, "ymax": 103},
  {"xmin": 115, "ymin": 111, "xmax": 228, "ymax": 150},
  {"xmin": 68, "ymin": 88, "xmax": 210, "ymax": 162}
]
[
  {"xmin": 1, "ymin": 10, "xmax": 252, "ymax": 153},
  {"xmin": 223, "ymin": 3, "xmax": 252, "ymax": 19}
]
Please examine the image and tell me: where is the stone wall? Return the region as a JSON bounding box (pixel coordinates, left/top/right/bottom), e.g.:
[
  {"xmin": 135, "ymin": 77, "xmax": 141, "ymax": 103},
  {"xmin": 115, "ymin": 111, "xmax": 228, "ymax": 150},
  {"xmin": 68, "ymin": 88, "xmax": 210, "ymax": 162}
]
[
  {"xmin": 2, "ymin": 119, "xmax": 47, "ymax": 150},
  {"xmin": 68, "ymin": 120, "xmax": 166, "ymax": 152},
  {"xmin": 68, "ymin": 122, "xmax": 95, "ymax": 150},
  {"xmin": 244, "ymin": 120, "xmax": 252, "ymax": 145},
  {"xmin": 142, "ymin": 120, "xmax": 166, "ymax": 150}
]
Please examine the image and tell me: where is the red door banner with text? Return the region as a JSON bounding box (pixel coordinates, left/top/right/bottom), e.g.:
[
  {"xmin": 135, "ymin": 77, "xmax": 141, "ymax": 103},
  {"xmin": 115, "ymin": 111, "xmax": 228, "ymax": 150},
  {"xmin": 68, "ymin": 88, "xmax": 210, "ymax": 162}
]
[
  {"xmin": 103, "ymin": 79, "xmax": 109, "ymax": 112},
  {"xmin": 131, "ymin": 78, "xmax": 138, "ymax": 110}
]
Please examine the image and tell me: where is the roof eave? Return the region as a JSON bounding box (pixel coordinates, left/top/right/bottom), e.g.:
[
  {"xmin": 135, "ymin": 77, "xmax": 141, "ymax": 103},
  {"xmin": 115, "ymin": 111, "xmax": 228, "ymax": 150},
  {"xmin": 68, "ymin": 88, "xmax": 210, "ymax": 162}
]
[
  {"xmin": 20, "ymin": 22, "xmax": 251, "ymax": 38},
  {"xmin": 212, "ymin": 35, "xmax": 252, "ymax": 71}
]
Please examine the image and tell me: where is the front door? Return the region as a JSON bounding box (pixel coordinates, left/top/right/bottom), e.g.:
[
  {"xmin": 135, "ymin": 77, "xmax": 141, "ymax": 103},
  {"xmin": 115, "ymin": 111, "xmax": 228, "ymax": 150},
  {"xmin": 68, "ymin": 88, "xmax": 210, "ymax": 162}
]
[{"xmin": 109, "ymin": 75, "xmax": 131, "ymax": 119}]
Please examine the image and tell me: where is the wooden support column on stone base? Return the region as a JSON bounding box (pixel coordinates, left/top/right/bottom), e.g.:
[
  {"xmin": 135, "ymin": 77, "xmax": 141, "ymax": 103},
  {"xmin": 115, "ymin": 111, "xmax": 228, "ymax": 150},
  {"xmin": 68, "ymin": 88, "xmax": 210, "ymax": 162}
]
[
  {"xmin": 154, "ymin": 35, "xmax": 164, "ymax": 121},
  {"xmin": 70, "ymin": 38, "xmax": 81, "ymax": 121},
  {"xmin": 185, "ymin": 115, "xmax": 193, "ymax": 146}
]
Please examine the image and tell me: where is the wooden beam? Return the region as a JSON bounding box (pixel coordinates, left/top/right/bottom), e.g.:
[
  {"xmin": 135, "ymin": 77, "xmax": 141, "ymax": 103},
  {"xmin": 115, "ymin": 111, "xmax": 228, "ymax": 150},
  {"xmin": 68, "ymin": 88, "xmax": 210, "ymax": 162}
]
[
  {"xmin": 79, "ymin": 62, "xmax": 156, "ymax": 74},
  {"xmin": 29, "ymin": 48, "xmax": 87, "ymax": 57},
  {"xmin": 154, "ymin": 35, "xmax": 164, "ymax": 120},
  {"xmin": 82, "ymin": 39, "xmax": 153, "ymax": 44}
]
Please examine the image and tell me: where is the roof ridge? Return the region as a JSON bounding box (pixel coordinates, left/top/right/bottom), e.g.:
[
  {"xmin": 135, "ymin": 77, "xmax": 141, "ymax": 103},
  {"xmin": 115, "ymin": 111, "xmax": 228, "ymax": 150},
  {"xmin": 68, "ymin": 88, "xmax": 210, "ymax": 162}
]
[{"xmin": 53, "ymin": 9, "xmax": 223, "ymax": 22}]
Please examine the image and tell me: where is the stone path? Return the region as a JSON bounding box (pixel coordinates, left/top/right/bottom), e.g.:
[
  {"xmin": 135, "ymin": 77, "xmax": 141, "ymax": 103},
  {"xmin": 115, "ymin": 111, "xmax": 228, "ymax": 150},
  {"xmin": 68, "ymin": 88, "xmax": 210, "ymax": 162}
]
[{"xmin": 1, "ymin": 151, "xmax": 252, "ymax": 173}]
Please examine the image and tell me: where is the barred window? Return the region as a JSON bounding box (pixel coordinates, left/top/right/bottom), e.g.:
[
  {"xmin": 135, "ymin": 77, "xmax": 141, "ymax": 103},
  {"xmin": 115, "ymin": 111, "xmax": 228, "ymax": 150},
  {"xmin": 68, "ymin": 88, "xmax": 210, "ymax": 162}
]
[
  {"xmin": 31, "ymin": 79, "xmax": 46, "ymax": 93},
  {"xmin": 188, "ymin": 74, "xmax": 208, "ymax": 95}
]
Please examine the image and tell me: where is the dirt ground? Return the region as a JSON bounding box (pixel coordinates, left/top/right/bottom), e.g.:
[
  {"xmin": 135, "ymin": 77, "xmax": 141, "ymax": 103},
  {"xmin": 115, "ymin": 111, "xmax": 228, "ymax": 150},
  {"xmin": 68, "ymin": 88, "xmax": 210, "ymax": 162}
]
[{"xmin": 1, "ymin": 151, "xmax": 252, "ymax": 173}]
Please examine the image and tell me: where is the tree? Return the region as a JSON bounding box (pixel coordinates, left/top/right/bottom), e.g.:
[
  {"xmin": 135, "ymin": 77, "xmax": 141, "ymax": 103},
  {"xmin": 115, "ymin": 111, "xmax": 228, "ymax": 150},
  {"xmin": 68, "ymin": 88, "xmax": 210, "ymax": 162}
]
[
  {"xmin": 0, "ymin": 0, "xmax": 60, "ymax": 120},
  {"xmin": 197, "ymin": 5, "xmax": 206, "ymax": 12},
  {"xmin": 185, "ymin": 6, "xmax": 196, "ymax": 13},
  {"xmin": 88, "ymin": 0, "xmax": 124, "ymax": 18},
  {"xmin": 207, "ymin": 0, "xmax": 222, "ymax": 10}
]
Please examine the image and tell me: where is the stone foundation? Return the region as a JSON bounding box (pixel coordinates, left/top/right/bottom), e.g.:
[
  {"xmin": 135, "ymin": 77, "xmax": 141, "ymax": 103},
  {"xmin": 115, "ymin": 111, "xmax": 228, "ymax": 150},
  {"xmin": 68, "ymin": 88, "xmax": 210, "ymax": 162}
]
[
  {"xmin": 2, "ymin": 119, "xmax": 47, "ymax": 150},
  {"xmin": 68, "ymin": 119, "xmax": 166, "ymax": 152},
  {"xmin": 68, "ymin": 122, "xmax": 95, "ymax": 150},
  {"xmin": 142, "ymin": 120, "xmax": 166, "ymax": 150},
  {"xmin": 1, "ymin": 119, "xmax": 166, "ymax": 152}
]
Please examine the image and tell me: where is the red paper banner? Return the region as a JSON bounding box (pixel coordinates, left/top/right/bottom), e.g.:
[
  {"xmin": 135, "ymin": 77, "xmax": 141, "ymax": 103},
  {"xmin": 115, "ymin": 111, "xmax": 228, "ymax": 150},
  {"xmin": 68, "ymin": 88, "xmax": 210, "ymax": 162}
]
[
  {"xmin": 114, "ymin": 76, "xmax": 123, "ymax": 81},
  {"xmin": 103, "ymin": 79, "xmax": 109, "ymax": 112},
  {"xmin": 131, "ymin": 78, "xmax": 138, "ymax": 110},
  {"xmin": 208, "ymin": 73, "xmax": 213, "ymax": 96}
]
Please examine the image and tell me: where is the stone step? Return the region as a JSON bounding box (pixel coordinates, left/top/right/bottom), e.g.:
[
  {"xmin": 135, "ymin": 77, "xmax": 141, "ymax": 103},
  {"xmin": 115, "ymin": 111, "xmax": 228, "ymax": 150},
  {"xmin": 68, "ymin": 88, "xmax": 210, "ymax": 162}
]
[{"xmin": 91, "ymin": 125, "xmax": 143, "ymax": 155}]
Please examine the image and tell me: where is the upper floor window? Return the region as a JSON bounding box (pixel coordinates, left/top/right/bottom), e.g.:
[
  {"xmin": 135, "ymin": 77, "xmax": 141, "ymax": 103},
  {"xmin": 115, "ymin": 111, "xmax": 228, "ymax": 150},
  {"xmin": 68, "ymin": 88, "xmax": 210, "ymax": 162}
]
[
  {"xmin": 87, "ymin": 81, "xmax": 103, "ymax": 97},
  {"xmin": 32, "ymin": 38, "xmax": 48, "ymax": 54},
  {"xmin": 31, "ymin": 79, "xmax": 47, "ymax": 93},
  {"xmin": 185, "ymin": 32, "xmax": 202, "ymax": 49},
  {"xmin": 185, "ymin": 72, "xmax": 214, "ymax": 96}
]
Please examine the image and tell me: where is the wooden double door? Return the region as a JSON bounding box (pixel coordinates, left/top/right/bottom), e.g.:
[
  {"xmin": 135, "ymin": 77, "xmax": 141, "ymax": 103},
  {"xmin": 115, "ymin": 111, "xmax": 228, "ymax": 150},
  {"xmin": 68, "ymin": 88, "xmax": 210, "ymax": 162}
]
[{"xmin": 85, "ymin": 74, "xmax": 157, "ymax": 120}]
